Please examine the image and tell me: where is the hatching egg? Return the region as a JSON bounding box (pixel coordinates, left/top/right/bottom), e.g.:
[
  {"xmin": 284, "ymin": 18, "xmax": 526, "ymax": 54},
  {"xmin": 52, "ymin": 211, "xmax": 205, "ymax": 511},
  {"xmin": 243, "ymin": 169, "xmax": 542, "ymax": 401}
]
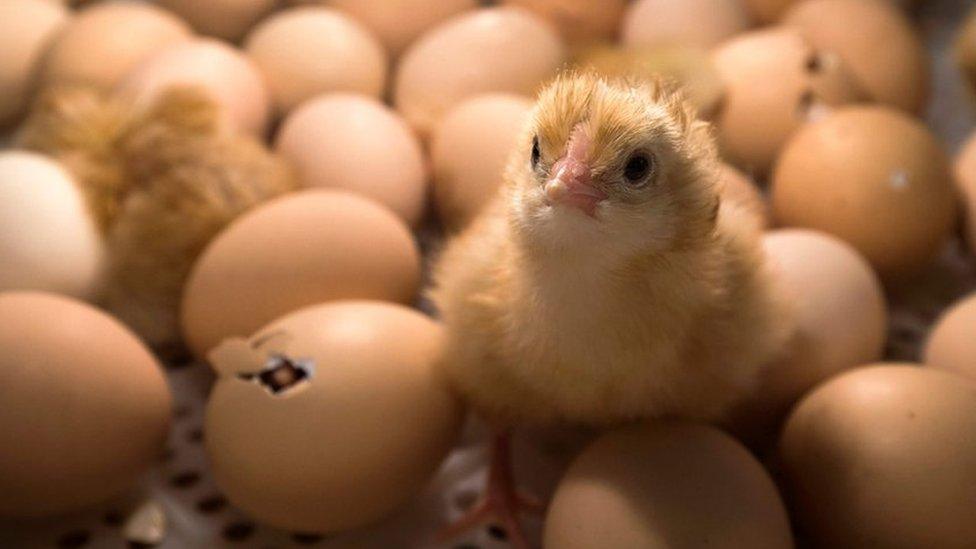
[
  {"xmin": 545, "ymin": 422, "xmax": 793, "ymax": 549},
  {"xmin": 718, "ymin": 162, "xmax": 769, "ymax": 227},
  {"xmin": 0, "ymin": 0, "xmax": 68, "ymax": 125},
  {"xmin": 728, "ymin": 229, "xmax": 886, "ymax": 447},
  {"xmin": 782, "ymin": 0, "xmax": 929, "ymax": 113},
  {"xmin": 393, "ymin": 6, "xmax": 564, "ymax": 138},
  {"xmin": 181, "ymin": 190, "xmax": 421, "ymax": 360},
  {"xmin": 431, "ymin": 93, "xmax": 533, "ymax": 230},
  {"xmin": 0, "ymin": 292, "xmax": 171, "ymax": 518},
  {"xmin": 779, "ymin": 365, "xmax": 976, "ymax": 549},
  {"xmin": 0, "ymin": 151, "xmax": 105, "ymax": 300},
  {"xmin": 503, "ymin": 0, "xmax": 626, "ymax": 46},
  {"xmin": 623, "ymin": 0, "xmax": 750, "ymax": 50},
  {"xmin": 41, "ymin": 2, "xmax": 191, "ymax": 92},
  {"xmin": 712, "ymin": 27, "xmax": 864, "ymax": 175},
  {"xmin": 924, "ymin": 292, "xmax": 976, "ymax": 380},
  {"xmin": 205, "ymin": 301, "xmax": 462, "ymax": 533},
  {"xmin": 245, "ymin": 7, "xmax": 387, "ymax": 115},
  {"xmin": 327, "ymin": 0, "xmax": 477, "ymax": 58},
  {"xmin": 275, "ymin": 94, "xmax": 426, "ymax": 226},
  {"xmin": 117, "ymin": 38, "xmax": 270, "ymax": 136},
  {"xmin": 156, "ymin": 0, "xmax": 277, "ymax": 41},
  {"xmin": 953, "ymin": 132, "xmax": 976, "ymax": 255},
  {"xmin": 771, "ymin": 106, "xmax": 957, "ymax": 275}
]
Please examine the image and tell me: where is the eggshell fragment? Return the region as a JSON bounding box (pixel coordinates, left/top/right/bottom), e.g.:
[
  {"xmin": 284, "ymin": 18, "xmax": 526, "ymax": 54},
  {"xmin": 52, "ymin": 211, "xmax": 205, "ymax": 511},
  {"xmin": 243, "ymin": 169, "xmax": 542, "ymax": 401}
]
[
  {"xmin": 0, "ymin": 151, "xmax": 105, "ymax": 300},
  {"xmin": 181, "ymin": 190, "xmax": 421, "ymax": 360},
  {"xmin": 953, "ymin": 132, "xmax": 976, "ymax": 255},
  {"xmin": 393, "ymin": 6, "xmax": 564, "ymax": 138},
  {"xmin": 244, "ymin": 7, "xmax": 387, "ymax": 115},
  {"xmin": 0, "ymin": 292, "xmax": 171, "ymax": 518},
  {"xmin": 0, "ymin": 0, "xmax": 68, "ymax": 125},
  {"xmin": 924, "ymin": 292, "xmax": 976, "ymax": 381},
  {"xmin": 503, "ymin": 0, "xmax": 626, "ymax": 46},
  {"xmin": 275, "ymin": 94, "xmax": 426, "ymax": 226},
  {"xmin": 779, "ymin": 365, "xmax": 976, "ymax": 549},
  {"xmin": 545, "ymin": 422, "xmax": 793, "ymax": 549},
  {"xmin": 41, "ymin": 2, "xmax": 192, "ymax": 92},
  {"xmin": 771, "ymin": 106, "xmax": 957, "ymax": 275},
  {"xmin": 156, "ymin": 0, "xmax": 277, "ymax": 41},
  {"xmin": 327, "ymin": 0, "xmax": 478, "ymax": 58},
  {"xmin": 622, "ymin": 0, "xmax": 750, "ymax": 50},
  {"xmin": 205, "ymin": 301, "xmax": 462, "ymax": 533}
]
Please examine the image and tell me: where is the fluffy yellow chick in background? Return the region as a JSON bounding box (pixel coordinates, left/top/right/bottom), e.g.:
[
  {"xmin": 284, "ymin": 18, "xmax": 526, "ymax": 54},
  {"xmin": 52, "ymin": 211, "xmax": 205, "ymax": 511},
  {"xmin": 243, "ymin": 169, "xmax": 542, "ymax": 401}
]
[{"xmin": 431, "ymin": 72, "xmax": 791, "ymax": 546}]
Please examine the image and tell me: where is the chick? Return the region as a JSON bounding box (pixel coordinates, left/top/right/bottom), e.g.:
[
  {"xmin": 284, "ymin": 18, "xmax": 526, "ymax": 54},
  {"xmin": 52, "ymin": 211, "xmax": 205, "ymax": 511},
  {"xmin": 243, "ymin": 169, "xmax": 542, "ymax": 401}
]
[{"xmin": 430, "ymin": 72, "xmax": 791, "ymax": 546}]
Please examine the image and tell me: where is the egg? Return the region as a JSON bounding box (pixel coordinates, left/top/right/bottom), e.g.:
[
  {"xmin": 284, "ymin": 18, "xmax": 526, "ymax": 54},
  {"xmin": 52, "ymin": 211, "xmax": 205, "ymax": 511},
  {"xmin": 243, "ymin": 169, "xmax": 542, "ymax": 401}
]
[
  {"xmin": 622, "ymin": 0, "xmax": 750, "ymax": 50},
  {"xmin": 393, "ymin": 6, "xmax": 564, "ymax": 138},
  {"xmin": 0, "ymin": 292, "xmax": 171, "ymax": 518},
  {"xmin": 205, "ymin": 301, "xmax": 462, "ymax": 533},
  {"xmin": 40, "ymin": 2, "xmax": 192, "ymax": 92},
  {"xmin": 326, "ymin": 0, "xmax": 478, "ymax": 58},
  {"xmin": 741, "ymin": 0, "xmax": 793, "ymax": 23},
  {"xmin": 728, "ymin": 229, "xmax": 886, "ymax": 447},
  {"xmin": 953, "ymin": 132, "xmax": 976, "ymax": 255},
  {"xmin": 782, "ymin": 0, "xmax": 929, "ymax": 113},
  {"xmin": 924, "ymin": 292, "xmax": 976, "ymax": 380},
  {"xmin": 0, "ymin": 151, "xmax": 105, "ymax": 300},
  {"xmin": 431, "ymin": 93, "xmax": 533, "ymax": 230},
  {"xmin": 544, "ymin": 422, "xmax": 793, "ymax": 549},
  {"xmin": 244, "ymin": 7, "xmax": 387, "ymax": 115},
  {"xmin": 117, "ymin": 38, "xmax": 271, "ymax": 136},
  {"xmin": 957, "ymin": 6, "xmax": 976, "ymax": 98},
  {"xmin": 181, "ymin": 190, "xmax": 421, "ymax": 359},
  {"xmin": 712, "ymin": 27, "xmax": 864, "ymax": 175},
  {"xmin": 0, "ymin": 0, "xmax": 68, "ymax": 125},
  {"xmin": 771, "ymin": 106, "xmax": 957, "ymax": 275},
  {"xmin": 779, "ymin": 365, "xmax": 976, "ymax": 549},
  {"xmin": 718, "ymin": 162, "xmax": 769, "ymax": 227},
  {"xmin": 156, "ymin": 0, "xmax": 277, "ymax": 42},
  {"xmin": 274, "ymin": 94, "xmax": 426, "ymax": 226},
  {"xmin": 502, "ymin": 0, "xmax": 627, "ymax": 46}
]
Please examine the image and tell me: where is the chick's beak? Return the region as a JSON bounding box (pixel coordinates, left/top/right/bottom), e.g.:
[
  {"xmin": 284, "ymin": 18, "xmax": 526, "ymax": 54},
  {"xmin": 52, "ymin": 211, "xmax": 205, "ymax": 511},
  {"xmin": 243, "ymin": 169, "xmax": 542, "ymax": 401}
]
[{"xmin": 543, "ymin": 124, "xmax": 606, "ymax": 217}]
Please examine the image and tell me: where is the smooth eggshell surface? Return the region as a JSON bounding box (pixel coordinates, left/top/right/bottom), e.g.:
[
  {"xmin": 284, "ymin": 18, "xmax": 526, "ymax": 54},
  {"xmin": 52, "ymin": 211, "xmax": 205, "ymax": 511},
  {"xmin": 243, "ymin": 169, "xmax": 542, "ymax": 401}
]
[
  {"xmin": 327, "ymin": 0, "xmax": 478, "ymax": 58},
  {"xmin": 503, "ymin": 0, "xmax": 627, "ymax": 46},
  {"xmin": 0, "ymin": 292, "xmax": 171, "ymax": 518},
  {"xmin": 924, "ymin": 292, "xmax": 976, "ymax": 380},
  {"xmin": 953, "ymin": 132, "xmax": 976, "ymax": 255},
  {"xmin": 181, "ymin": 190, "xmax": 421, "ymax": 360},
  {"xmin": 545, "ymin": 422, "xmax": 793, "ymax": 549},
  {"xmin": 0, "ymin": 0, "xmax": 68, "ymax": 125},
  {"xmin": 205, "ymin": 301, "xmax": 462, "ymax": 533},
  {"xmin": 156, "ymin": 0, "xmax": 277, "ymax": 41},
  {"xmin": 622, "ymin": 0, "xmax": 750, "ymax": 50}
]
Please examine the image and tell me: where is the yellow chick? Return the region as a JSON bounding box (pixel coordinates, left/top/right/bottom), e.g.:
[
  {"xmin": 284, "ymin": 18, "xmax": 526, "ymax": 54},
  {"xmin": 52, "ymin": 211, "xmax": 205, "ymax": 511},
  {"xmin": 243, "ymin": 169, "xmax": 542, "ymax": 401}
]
[{"xmin": 430, "ymin": 72, "xmax": 791, "ymax": 546}]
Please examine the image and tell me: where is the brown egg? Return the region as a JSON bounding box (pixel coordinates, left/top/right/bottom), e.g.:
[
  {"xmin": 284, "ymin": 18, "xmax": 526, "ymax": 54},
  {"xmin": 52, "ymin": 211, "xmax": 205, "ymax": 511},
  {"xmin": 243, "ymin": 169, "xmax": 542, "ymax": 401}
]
[
  {"xmin": 157, "ymin": 0, "xmax": 277, "ymax": 42},
  {"xmin": 244, "ymin": 7, "xmax": 387, "ymax": 115},
  {"xmin": 502, "ymin": 0, "xmax": 627, "ymax": 46},
  {"xmin": 40, "ymin": 2, "xmax": 191, "ymax": 92},
  {"xmin": 771, "ymin": 106, "xmax": 957, "ymax": 275},
  {"xmin": 205, "ymin": 301, "xmax": 462, "ymax": 533},
  {"xmin": 0, "ymin": 0, "xmax": 68, "ymax": 125},
  {"xmin": 741, "ymin": 0, "xmax": 793, "ymax": 23},
  {"xmin": 727, "ymin": 229, "xmax": 886, "ymax": 447},
  {"xmin": 953, "ymin": 132, "xmax": 976, "ymax": 255},
  {"xmin": 622, "ymin": 0, "xmax": 750, "ymax": 50},
  {"xmin": 0, "ymin": 292, "xmax": 171, "ymax": 518},
  {"xmin": 431, "ymin": 93, "xmax": 533, "ymax": 230},
  {"xmin": 181, "ymin": 190, "xmax": 421, "ymax": 359},
  {"xmin": 274, "ymin": 94, "xmax": 426, "ymax": 226},
  {"xmin": 924, "ymin": 292, "xmax": 976, "ymax": 380},
  {"xmin": 117, "ymin": 38, "xmax": 271, "ymax": 136},
  {"xmin": 712, "ymin": 27, "xmax": 864, "ymax": 175},
  {"xmin": 718, "ymin": 162, "xmax": 769, "ymax": 227},
  {"xmin": 779, "ymin": 365, "xmax": 976, "ymax": 549},
  {"xmin": 957, "ymin": 6, "xmax": 976, "ymax": 97},
  {"xmin": 545, "ymin": 422, "xmax": 793, "ymax": 549},
  {"xmin": 782, "ymin": 0, "xmax": 929, "ymax": 113},
  {"xmin": 326, "ymin": 0, "xmax": 478, "ymax": 58},
  {"xmin": 393, "ymin": 6, "xmax": 564, "ymax": 138}
]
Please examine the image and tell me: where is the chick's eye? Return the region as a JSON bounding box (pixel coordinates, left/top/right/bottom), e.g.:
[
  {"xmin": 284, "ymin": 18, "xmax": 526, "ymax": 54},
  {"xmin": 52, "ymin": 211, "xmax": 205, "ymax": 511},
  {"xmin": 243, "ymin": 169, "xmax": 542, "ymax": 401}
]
[
  {"xmin": 531, "ymin": 136, "xmax": 541, "ymax": 168},
  {"xmin": 624, "ymin": 153, "xmax": 653, "ymax": 185}
]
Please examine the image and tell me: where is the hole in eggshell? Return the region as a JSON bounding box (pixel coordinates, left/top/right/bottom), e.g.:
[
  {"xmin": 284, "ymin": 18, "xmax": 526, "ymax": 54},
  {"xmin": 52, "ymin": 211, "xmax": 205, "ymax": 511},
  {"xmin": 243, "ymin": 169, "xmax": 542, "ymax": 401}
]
[{"xmin": 236, "ymin": 354, "xmax": 314, "ymax": 396}]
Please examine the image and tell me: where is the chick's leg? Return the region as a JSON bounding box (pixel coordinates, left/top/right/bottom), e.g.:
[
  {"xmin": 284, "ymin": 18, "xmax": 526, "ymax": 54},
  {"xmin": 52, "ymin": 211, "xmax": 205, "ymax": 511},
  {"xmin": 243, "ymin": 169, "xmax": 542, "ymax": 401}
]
[{"xmin": 437, "ymin": 432, "xmax": 543, "ymax": 549}]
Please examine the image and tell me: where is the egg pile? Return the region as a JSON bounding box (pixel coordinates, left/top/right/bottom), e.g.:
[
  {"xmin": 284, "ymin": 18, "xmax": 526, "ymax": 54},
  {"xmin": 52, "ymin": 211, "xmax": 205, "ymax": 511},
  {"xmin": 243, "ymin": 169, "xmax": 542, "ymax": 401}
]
[{"xmin": 1, "ymin": 0, "xmax": 975, "ymax": 548}]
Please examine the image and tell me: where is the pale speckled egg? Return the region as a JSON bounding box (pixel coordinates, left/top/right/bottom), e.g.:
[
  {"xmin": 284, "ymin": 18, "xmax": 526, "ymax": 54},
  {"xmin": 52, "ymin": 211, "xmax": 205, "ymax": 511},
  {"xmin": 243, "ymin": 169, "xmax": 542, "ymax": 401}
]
[
  {"xmin": 181, "ymin": 190, "xmax": 421, "ymax": 360},
  {"xmin": 545, "ymin": 422, "xmax": 793, "ymax": 549},
  {"xmin": 244, "ymin": 7, "xmax": 387, "ymax": 115},
  {"xmin": 431, "ymin": 93, "xmax": 533, "ymax": 230},
  {"xmin": 41, "ymin": 2, "xmax": 192, "ymax": 92},
  {"xmin": 275, "ymin": 94, "xmax": 427, "ymax": 226},
  {"xmin": 117, "ymin": 38, "xmax": 271, "ymax": 136},
  {"xmin": 924, "ymin": 292, "xmax": 976, "ymax": 380},
  {"xmin": 718, "ymin": 162, "xmax": 769, "ymax": 228},
  {"xmin": 0, "ymin": 292, "xmax": 171, "ymax": 518},
  {"xmin": 0, "ymin": 151, "xmax": 105, "ymax": 300},
  {"xmin": 771, "ymin": 106, "xmax": 957, "ymax": 275},
  {"xmin": 393, "ymin": 6, "xmax": 564, "ymax": 138},
  {"xmin": 782, "ymin": 0, "xmax": 929, "ymax": 113},
  {"xmin": 622, "ymin": 0, "xmax": 750, "ymax": 50},
  {"xmin": 156, "ymin": 0, "xmax": 277, "ymax": 42},
  {"xmin": 502, "ymin": 0, "xmax": 627, "ymax": 46},
  {"xmin": 953, "ymin": 132, "xmax": 976, "ymax": 255},
  {"xmin": 0, "ymin": 0, "xmax": 68, "ymax": 125},
  {"xmin": 779, "ymin": 365, "xmax": 976, "ymax": 549},
  {"xmin": 712, "ymin": 27, "xmax": 865, "ymax": 175},
  {"xmin": 205, "ymin": 301, "xmax": 462, "ymax": 533}
]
